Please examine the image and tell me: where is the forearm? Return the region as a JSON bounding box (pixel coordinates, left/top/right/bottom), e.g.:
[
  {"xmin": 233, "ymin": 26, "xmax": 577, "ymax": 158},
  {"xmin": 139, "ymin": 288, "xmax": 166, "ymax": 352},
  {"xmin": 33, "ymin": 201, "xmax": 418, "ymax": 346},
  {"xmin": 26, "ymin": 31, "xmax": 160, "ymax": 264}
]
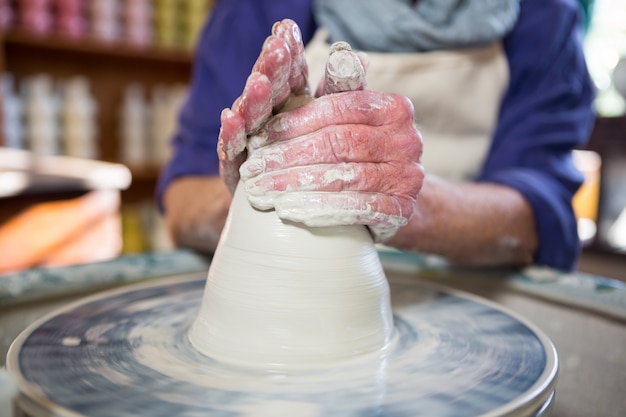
[
  {"xmin": 163, "ymin": 176, "xmax": 232, "ymax": 253},
  {"xmin": 388, "ymin": 175, "xmax": 538, "ymax": 267}
]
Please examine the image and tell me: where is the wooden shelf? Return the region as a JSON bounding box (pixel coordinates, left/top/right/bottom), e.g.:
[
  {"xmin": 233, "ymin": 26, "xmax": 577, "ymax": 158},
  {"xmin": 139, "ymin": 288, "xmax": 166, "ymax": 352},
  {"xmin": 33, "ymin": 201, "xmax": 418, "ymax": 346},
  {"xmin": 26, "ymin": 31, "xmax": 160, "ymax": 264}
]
[
  {"xmin": 1, "ymin": 28, "xmax": 193, "ymax": 64},
  {"xmin": 1, "ymin": 28, "xmax": 193, "ymax": 203}
]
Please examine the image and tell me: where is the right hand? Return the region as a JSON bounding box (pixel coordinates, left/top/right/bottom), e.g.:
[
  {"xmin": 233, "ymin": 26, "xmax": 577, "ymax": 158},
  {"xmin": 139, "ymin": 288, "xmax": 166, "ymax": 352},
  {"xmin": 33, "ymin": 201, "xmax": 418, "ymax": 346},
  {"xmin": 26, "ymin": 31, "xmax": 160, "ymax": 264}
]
[{"xmin": 239, "ymin": 89, "xmax": 423, "ymax": 242}]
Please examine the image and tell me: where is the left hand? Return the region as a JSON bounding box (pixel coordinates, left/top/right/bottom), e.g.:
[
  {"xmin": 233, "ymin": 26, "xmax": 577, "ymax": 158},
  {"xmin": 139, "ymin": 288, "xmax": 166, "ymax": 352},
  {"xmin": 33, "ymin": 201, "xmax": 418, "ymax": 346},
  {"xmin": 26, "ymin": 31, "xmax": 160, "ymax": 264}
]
[
  {"xmin": 240, "ymin": 89, "xmax": 424, "ymax": 242},
  {"xmin": 218, "ymin": 19, "xmax": 309, "ymax": 193}
]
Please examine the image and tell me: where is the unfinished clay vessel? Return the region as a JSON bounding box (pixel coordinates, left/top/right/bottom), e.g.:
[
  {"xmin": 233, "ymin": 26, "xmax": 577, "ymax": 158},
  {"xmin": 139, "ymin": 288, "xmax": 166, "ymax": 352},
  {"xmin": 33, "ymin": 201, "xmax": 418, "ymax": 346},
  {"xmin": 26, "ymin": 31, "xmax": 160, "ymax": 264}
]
[{"xmin": 189, "ymin": 181, "xmax": 393, "ymax": 368}]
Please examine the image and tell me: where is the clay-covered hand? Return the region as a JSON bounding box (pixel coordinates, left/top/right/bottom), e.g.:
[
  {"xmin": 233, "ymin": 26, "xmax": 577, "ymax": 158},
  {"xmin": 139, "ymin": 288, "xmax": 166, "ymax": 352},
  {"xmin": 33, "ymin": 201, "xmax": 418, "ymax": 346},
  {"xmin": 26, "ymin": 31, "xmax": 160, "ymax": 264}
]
[
  {"xmin": 218, "ymin": 19, "xmax": 309, "ymax": 193},
  {"xmin": 240, "ymin": 89, "xmax": 424, "ymax": 242}
]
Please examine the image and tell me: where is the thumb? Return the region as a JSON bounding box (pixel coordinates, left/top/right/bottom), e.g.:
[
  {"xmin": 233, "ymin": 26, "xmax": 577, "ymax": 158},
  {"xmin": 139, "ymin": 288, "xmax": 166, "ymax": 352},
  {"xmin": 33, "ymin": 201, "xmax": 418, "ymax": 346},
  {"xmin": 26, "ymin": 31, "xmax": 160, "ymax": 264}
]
[{"xmin": 316, "ymin": 42, "xmax": 368, "ymax": 96}]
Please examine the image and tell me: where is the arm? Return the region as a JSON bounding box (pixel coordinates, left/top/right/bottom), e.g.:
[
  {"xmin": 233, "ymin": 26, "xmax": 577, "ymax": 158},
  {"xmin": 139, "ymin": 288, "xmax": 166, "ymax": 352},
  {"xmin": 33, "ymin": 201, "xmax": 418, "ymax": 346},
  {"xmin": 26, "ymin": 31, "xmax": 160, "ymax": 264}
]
[
  {"xmin": 478, "ymin": 0, "xmax": 595, "ymax": 270},
  {"xmin": 163, "ymin": 176, "xmax": 230, "ymax": 253},
  {"xmin": 393, "ymin": 0, "xmax": 595, "ymax": 269},
  {"xmin": 388, "ymin": 176, "xmax": 537, "ymax": 266}
]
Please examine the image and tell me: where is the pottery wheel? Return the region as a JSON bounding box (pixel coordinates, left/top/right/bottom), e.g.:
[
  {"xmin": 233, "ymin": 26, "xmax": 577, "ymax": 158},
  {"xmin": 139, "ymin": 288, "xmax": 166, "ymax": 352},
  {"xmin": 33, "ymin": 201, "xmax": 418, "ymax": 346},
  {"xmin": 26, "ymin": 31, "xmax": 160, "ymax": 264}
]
[{"xmin": 7, "ymin": 270, "xmax": 557, "ymax": 417}]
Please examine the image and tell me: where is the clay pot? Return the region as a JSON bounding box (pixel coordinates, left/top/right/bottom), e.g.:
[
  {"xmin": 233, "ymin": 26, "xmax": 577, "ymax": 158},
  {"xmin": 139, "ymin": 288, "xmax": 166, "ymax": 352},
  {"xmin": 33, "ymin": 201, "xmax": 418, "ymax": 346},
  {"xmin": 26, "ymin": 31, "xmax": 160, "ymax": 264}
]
[{"xmin": 189, "ymin": 181, "xmax": 393, "ymax": 368}]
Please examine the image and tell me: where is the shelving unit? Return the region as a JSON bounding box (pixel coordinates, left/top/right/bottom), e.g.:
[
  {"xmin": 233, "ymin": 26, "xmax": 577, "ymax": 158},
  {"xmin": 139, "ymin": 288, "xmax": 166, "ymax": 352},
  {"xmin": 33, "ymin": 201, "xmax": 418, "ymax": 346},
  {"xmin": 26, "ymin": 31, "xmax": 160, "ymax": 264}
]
[{"xmin": 0, "ymin": 28, "xmax": 194, "ymax": 203}]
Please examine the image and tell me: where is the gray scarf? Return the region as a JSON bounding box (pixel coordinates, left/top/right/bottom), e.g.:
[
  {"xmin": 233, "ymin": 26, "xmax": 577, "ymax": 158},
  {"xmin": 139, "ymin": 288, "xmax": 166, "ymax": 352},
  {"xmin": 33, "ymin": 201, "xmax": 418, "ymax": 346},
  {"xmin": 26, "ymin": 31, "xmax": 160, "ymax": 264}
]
[{"xmin": 313, "ymin": 0, "xmax": 520, "ymax": 53}]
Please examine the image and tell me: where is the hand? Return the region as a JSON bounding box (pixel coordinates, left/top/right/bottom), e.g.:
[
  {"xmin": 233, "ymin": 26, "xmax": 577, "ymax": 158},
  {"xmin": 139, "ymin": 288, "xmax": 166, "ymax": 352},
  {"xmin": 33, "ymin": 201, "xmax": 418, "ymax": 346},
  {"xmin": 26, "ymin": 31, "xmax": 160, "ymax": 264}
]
[
  {"xmin": 240, "ymin": 89, "xmax": 424, "ymax": 242},
  {"xmin": 218, "ymin": 19, "xmax": 424, "ymax": 242},
  {"xmin": 218, "ymin": 19, "xmax": 310, "ymax": 193},
  {"xmin": 164, "ymin": 176, "xmax": 231, "ymax": 253}
]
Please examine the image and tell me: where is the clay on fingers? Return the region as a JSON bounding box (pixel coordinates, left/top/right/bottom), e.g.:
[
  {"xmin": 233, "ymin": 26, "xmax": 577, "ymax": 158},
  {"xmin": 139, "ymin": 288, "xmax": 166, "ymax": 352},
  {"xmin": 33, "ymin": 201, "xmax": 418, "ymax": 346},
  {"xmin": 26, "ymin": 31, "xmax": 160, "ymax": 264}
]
[
  {"xmin": 250, "ymin": 36, "xmax": 292, "ymax": 112},
  {"xmin": 244, "ymin": 160, "xmax": 423, "ymax": 199},
  {"xmin": 262, "ymin": 91, "xmax": 416, "ymax": 141},
  {"xmin": 231, "ymin": 72, "xmax": 273, "ymax": 134},
  {"xmin": 241, "ymin": 122, "xmax": 421, "ymax": 177},
  {"xmin": 272, "ymin": 19, "xmax": 309, "ymax": 95},
  {"xmin": 268, "ymin": 191, "xmax": 413, "ymax": 242},
  {"xmin": 324, "ymin": 42, "xmax": 367, "ymax": 94},
  {"xmin": 217, "ymin": 108, "xmax": 247, "ymax": 192},
  {"xmin": 220, "ymin": 72, "xmax": 272, "ymax": 192},
  {"xmin": 313, "ymin": 42, "xmax": 368, "ymax": 97}
]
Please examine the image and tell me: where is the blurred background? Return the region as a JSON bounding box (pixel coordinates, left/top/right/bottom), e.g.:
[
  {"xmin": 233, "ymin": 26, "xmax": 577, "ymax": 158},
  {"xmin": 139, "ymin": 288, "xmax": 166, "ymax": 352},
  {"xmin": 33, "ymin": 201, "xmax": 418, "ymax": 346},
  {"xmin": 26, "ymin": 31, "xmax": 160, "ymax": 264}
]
[
  {"xmin": 0, "ymin": 0, "xmax": 213, "ymax": 273},
  {"xmin": 0, "ymin": 0, "xmax": 624, "ymax": 279}
]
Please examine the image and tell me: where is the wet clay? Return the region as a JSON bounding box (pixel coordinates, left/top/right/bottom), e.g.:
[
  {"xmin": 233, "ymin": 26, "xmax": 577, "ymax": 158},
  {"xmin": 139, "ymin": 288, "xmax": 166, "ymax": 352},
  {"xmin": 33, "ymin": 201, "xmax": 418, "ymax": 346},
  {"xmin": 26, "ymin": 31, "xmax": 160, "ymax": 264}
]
[{"xmin": 188, "ymin": 180, "xmax": 394, "ymax": 368}]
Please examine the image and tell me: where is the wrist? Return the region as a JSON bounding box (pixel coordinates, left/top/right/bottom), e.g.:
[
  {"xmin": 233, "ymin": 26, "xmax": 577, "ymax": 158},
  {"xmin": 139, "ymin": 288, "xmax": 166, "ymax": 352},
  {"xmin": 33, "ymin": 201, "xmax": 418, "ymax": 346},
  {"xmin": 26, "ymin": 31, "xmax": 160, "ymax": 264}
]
[{"xmin": 164, "ymin": 176, "xmax": 232, "ymax": 253}]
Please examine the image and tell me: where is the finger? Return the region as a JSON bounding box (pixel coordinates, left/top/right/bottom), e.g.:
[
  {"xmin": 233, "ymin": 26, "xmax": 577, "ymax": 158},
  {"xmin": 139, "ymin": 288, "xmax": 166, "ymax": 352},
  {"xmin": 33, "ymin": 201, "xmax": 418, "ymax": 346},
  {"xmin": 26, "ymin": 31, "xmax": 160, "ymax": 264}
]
[
  {"xmin": 240, "ymin": 124, "xmax": 422, "ymax": 177},
  {"xmin": 264, "ymin": 91, "xmax": 416, "ymax": 141},
  {"xmin": 217, "ymin": 108, "xmax": 246, "ymax": 161},
  {"xmin": 217, "ymin": 108, "xmax": 246, "ymax": 192},
  {"xmin": 272, "ymin": 19, "xmax": 309, "ymax": 95},
  {"xmin": 324, "ymin": 42, "xmax": 366, "ymax": 95},
  {"xmin": 231, "ymin": 72, "xmax": 273, "ymax": 133},
  {"xmin": 220, "ymin": 152, "xmax": 247, "ymax": 194},
  {"xmin": 315, "ymin": 44, "xmax": 369, "ymax": 97},
  {"xmin": 367, "ymin": 223, "xmax": 402, "ymax": 243},
  {"xmin": 243, "ymin": 162, "xmax": 424, "ymax": 198},
  {"xmin": 251, "ymin": 35, "xmax": 292, "ymax": 111}
]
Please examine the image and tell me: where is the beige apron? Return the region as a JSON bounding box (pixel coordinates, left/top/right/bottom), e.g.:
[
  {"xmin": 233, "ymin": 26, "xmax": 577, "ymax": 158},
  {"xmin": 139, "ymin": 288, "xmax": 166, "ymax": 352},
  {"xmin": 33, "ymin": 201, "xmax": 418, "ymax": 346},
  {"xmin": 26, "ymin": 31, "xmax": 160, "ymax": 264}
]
[{"xmin": 305, "ymin": 30, "xmax": 509, "ymax": 181}]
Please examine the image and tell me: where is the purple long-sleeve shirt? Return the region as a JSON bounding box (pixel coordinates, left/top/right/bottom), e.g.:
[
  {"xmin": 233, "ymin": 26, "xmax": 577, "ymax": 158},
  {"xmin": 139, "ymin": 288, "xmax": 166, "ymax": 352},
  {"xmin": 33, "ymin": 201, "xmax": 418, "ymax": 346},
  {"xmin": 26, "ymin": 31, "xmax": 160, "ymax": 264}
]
[{"xmin": 157, "ymin": 0, "xmax": 595, "ymax": 270}]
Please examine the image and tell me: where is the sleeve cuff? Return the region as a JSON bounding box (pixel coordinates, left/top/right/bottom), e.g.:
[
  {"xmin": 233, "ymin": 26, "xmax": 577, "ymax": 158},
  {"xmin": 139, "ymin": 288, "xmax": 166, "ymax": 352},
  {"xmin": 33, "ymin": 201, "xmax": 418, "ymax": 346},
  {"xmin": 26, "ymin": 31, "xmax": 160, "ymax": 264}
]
[{"xmin": 480, "ymin": 168, "xmax": 582, "ymax": 271}]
